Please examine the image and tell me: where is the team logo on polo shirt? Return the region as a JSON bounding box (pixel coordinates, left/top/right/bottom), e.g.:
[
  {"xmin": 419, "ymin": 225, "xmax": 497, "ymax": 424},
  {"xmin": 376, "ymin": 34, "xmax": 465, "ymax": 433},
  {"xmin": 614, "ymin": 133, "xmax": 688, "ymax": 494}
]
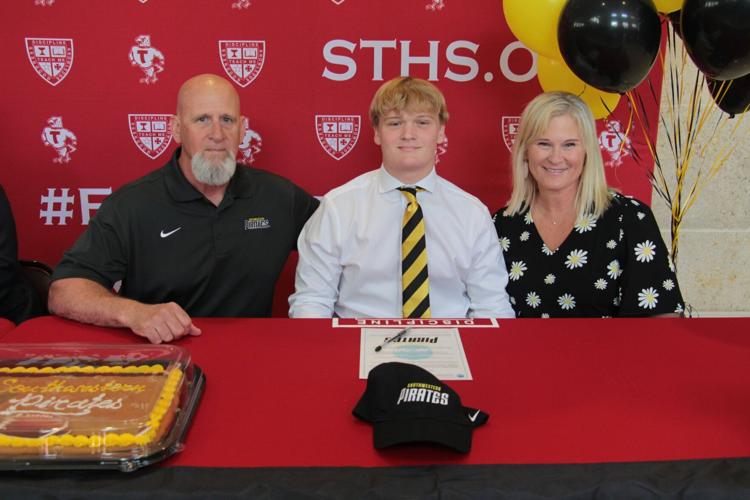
[
  {"xmin": 42, "ymin": 116, "xmax": 77, "ymax": 164},
  {"xmin": 231, "ymin": 0, "xmax": 252, "ymax": 7},
  {"xmin": 244, "ymin": 217, "xmax": 270, "ymax": 230},
  {"xmin": 315, "ymin": 115, "xmax": 360, "ymax": 160},
  {"xmin": 25, "ymin": 38, "xmax": 74, "ymax": 86},
  {"xmin": 218, "ymin": 41, "xmax": 266, "ymax": 88},
  {"xmin": 330, "ymin": 0, "xmax": 345, "ymax": 4},
  {"xmin": 129, "ymin": 35, "xmax": 165, "ymax": 85},
  {"xmin": 34, "ymin": 0, "xmax": 55, "ymax": 6},
  {"xmin": 128, "ymin": 114, "xmax": 172, "ymax": 159},
  {"xmin": 238, "ymin": 116, "xmax": 262, "ymax": 165},
  {"xmin": 501, "ymin": 116, "xmax": 520, "ymax": 152}
]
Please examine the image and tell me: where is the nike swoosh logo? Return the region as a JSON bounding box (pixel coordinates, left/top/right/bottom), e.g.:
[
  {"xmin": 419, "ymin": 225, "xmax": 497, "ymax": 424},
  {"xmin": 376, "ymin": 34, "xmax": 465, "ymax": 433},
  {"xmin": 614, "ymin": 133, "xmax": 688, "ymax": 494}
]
[
  {"xmin": 160, "ymin": 227, "xmax": 182, "ymax": 238},
  {"xmin": 468, "ymin": 409, "xmax": 481, "ymax": 422}
]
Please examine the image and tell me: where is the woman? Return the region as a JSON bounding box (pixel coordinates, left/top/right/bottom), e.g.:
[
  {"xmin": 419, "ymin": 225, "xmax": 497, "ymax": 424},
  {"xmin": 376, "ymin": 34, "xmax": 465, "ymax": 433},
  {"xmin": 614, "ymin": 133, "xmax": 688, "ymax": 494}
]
[{"xmin": 494, "ymin": 92, "xmax": 684, "ymax": 317}]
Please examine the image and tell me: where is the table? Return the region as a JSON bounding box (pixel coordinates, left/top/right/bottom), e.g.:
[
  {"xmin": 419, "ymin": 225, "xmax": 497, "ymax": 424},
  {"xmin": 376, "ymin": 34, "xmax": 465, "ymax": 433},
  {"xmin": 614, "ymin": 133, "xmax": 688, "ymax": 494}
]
[{"xmin": 3, "ymin": 316, "xmax": 750, "ymax": 498}]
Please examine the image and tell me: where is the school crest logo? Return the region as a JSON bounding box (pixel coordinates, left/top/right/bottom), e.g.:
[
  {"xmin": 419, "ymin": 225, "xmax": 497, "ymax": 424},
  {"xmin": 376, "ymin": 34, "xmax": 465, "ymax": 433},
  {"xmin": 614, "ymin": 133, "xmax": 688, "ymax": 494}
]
[
  {"xmin": 238, "ymin": 116, "xmax": 262, "ymax": 165},
  {"xmin": 218, "ymin": 40, "xmax": 265, "ymax": 88},
  {"xmin": 598, "ymin": 119, "xmax": 632, "ymax": 168},
  {"xmin": 425, "ymin": 0, "xmax": 445, "ymax": 10},
  {"xmin": 129, "ymin": 35, "xmax": 165, "ymax": 84},
  {"xmin": 35, "ymin": 0, "xmax": 55, "ymax": 6},
  {"xmin": 25, "ymin": 38, "xmax": 74, "ymax": 86},
  {"xmin": 41, "ymin": 116, "xmax": 77, "ymax": 163},
  {"xmin": 128, "ymin": 114, "xmax": 172, "ymax": 159},
  {"xmin": 501, "ymin": 116, "xmax": 520, "ymax": 152},
  {"xmin": 436, "ymin": 136, "xmax": 448, "ymax": 164},
  {"xmin": 231, "ymin": 0, "xmax": 251, "ymax": 8},
  {"xmin": 315, "ymin": 115, "xmax": 360, "ymax": 160}
]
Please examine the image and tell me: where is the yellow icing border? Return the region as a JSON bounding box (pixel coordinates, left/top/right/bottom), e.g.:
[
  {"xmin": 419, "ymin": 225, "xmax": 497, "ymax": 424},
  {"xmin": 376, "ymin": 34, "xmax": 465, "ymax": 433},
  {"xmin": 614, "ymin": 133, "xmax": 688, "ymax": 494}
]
[
  {"xmin": 0, "ymin": 365, "xmax": 165, "ymax": 374},
  {"xmin": 0, "ymin": 367, "xmax": 183, "ymax": 451}
]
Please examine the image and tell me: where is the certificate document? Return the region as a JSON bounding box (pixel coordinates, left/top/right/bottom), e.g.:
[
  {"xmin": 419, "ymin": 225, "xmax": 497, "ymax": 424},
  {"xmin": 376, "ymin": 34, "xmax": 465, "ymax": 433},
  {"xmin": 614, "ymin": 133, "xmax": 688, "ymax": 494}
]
[{"xmin": 359, "ymin": 328, "xmax": 472, "ymax": 380}]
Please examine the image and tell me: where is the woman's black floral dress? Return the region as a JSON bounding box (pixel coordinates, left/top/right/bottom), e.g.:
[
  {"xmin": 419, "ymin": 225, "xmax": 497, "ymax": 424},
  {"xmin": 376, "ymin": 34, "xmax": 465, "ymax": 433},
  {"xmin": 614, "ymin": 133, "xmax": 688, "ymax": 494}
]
[{"xmin": 493, "ymin": 193, "xmax": 684, "ymax": 317}]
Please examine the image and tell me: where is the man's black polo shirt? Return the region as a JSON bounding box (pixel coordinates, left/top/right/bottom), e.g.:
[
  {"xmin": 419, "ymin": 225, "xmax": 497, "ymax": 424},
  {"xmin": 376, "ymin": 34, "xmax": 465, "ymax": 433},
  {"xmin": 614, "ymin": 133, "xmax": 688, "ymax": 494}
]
[{"xmin": 52, "ymin": 149, "xmax": 319, "ymax": 317}]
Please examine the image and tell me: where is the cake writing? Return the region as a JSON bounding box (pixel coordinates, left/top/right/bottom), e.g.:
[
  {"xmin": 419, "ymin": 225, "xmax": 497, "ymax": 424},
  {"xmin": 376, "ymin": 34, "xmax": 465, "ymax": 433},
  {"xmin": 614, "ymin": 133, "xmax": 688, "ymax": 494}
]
[
  {"xmin": 1, "ymin": 393, "xmax": 124, "ymax": 417},
  {"xmin": 0, "ymin": 378, "xmax": 146, "ymax": 394}
]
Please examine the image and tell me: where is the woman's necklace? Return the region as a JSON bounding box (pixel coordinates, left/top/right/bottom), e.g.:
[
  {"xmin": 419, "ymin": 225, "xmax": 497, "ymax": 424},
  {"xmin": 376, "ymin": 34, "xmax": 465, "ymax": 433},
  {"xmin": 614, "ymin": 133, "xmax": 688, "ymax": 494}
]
[{"xmin": 532, "ymin": 204, "xmax": 575, "ymax": 227}]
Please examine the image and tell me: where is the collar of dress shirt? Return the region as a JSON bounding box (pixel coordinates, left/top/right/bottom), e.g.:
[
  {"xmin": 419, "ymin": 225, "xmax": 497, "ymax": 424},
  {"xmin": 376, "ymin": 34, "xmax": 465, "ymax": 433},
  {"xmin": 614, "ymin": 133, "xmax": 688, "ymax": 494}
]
[{"xmin": 377, "ymin": 165, "xmax": 437, "ymax": 195}]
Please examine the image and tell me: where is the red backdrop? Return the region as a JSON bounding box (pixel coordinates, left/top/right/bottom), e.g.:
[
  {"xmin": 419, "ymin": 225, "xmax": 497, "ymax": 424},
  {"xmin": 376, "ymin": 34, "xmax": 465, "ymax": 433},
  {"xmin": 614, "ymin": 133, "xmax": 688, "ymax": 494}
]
[{"xmin": 0, "ymin": 0, "xmax": 661, "ymax": 270}]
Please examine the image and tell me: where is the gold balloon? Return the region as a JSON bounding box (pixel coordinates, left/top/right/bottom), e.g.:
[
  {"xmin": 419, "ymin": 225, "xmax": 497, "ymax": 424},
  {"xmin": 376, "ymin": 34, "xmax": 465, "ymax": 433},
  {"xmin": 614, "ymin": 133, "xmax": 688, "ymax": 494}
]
[
  {"xmin": 653, "ymin": 0, "xmax": 682, "ymax": 14},
  {"xmin": 537, "ymin": 56, "xmax": 621, "ymax": 119},
  {"xmin": 502, "ymin": 0, "xmax": 565, "ymax": 60}
]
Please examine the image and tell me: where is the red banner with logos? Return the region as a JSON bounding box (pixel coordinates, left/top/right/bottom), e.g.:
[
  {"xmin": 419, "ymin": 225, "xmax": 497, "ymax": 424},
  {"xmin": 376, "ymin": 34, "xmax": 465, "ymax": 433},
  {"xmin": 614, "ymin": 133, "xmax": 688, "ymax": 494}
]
[{"xmin": 0, "ymin": 0, "xmax": 661, "ymax": 268}]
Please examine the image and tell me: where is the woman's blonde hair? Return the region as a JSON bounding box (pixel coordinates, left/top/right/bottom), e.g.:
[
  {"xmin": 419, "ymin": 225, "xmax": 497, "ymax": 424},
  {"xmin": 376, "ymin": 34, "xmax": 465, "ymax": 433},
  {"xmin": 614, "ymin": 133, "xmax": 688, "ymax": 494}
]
[
  {"xmin": 369, "ymin": 77, "xmax": 449, "ymax": 126},
  {"xmin": 504, "ymin": 91, "xmax": 611, "ymax": 218}
]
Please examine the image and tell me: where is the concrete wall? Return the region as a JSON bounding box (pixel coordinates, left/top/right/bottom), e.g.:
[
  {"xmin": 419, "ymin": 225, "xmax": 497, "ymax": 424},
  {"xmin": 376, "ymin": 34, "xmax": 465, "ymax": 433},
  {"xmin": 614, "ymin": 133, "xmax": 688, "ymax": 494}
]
[{"xmin": 652, "ymin": 50, "xmax": 750, "ymax": 316}]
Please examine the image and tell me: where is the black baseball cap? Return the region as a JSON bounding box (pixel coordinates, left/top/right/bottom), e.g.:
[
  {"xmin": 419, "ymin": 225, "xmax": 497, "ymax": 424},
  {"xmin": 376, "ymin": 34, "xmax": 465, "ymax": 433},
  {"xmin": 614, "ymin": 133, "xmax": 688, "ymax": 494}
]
[{"xmin": 353, "ymin": 362, "xmax": 489, "ymax": 453}]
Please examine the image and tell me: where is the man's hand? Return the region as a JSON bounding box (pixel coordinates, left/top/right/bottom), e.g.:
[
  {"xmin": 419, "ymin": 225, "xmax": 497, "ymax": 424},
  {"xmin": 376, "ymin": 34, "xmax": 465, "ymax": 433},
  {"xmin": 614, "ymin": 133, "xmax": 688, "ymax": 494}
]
[
  {"xmin": 127, "ymin": 302, "xmax": 202, "ymax": 344},
  {"xmin": 49, "ymin": 278, "xmax": 202, "ymax": 343}
]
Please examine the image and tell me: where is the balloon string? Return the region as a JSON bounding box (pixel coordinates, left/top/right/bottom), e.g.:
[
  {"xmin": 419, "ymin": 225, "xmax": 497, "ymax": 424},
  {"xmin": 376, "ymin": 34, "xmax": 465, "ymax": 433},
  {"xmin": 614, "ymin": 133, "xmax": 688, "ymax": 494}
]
[
  {"xmin": 626, "ymin": 91, "xmax": 656, "ymax": 161},
  {"xmin": 620, "ymin": 12, "xmax": 749, "ymax": 264}
]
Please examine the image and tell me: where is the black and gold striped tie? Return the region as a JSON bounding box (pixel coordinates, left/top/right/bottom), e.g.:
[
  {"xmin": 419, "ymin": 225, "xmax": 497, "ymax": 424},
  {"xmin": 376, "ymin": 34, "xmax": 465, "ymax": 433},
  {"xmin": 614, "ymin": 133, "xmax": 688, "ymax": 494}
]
[{"xmin": 398, "ymin": 187, "xmax": 430, "ymax": 318}]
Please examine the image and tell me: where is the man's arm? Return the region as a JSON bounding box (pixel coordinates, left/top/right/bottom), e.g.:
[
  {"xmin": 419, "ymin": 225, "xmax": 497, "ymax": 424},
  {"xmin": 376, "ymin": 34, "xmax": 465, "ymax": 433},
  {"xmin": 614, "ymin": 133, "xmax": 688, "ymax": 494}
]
[
  {"xmin": 48, "ymin": 278, "xmax": 201, "ymax": 343},
  {"xmin": 47, "ymin": 190, "xmax": 199, "ymax": 342},
  {"xmin": 465, "ymin": 209, "xmax": 516, "ymax": 318},
  {"xmin": 288, "ymin": 197, "xmax": 342, "ymax": 318},
  {"xmin": 0, "ymin": 186, "xmax": 19, "ymax": 300}
]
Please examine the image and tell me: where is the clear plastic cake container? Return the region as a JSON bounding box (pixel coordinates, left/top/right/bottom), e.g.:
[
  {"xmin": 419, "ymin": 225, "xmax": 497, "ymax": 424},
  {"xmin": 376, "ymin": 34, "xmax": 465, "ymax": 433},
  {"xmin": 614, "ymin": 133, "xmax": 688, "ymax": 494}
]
[{"xmin": 0, "ymin": 343, "xmax": 204, "ymax": 471}]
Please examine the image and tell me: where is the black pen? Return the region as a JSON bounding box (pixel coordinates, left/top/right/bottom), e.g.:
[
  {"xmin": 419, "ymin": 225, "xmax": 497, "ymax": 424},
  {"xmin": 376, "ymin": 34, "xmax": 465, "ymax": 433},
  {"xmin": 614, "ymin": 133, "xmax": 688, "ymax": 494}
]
[{"xmin": 374, "ymin": 327, "xmax": 411, "ymax": 352}]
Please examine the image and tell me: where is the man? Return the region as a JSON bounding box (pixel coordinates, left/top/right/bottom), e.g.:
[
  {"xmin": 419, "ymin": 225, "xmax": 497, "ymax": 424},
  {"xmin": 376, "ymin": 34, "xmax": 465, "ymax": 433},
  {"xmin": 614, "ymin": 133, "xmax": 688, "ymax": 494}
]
[
  {"xmin": 0, "ymin": 185, "xmax": 45, "ymax": 323},
  {"xmin": 49, "ymin": 74, "xmax": 319, "ymax": 343},
  {"xmin": 289, "ymin": 77, "xmax": 513, "ymax": 318}
]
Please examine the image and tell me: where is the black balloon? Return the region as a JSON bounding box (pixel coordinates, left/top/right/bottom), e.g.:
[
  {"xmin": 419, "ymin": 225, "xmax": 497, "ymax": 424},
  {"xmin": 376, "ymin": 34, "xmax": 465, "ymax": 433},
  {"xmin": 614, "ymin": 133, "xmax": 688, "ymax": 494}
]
[
  {"xmin": 558, "ymin": 0, "xmax": 662, "ymax": 94},
  {"xmin": 681, "ymin": 0, "xmax": 750, "ymax": 81},
  {"xmin": 707, "ymin": 73, "xmax": 750, "ymax": 116}
]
